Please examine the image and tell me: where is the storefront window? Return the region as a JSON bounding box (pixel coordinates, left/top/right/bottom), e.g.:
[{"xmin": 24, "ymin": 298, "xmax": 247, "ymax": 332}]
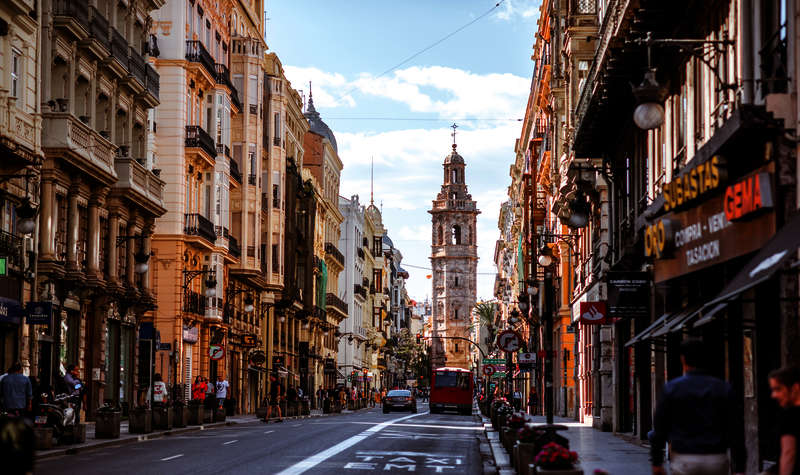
[
  {"xmin": 105, "ymin": 320, "xmax": 120, "ymax": 404},
  {"xmin": 120, "ymin": 325, "xmax": 133, "ymax": 404}
]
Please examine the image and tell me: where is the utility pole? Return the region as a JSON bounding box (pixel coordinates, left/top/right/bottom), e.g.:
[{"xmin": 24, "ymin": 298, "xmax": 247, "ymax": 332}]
[{"xmin": 544, "ymin": 267, "xmax": 555, "ymax": 425}]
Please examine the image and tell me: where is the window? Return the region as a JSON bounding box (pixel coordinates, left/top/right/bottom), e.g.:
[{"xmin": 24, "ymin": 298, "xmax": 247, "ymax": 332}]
[
  {"xmin": 437, "ymin": 225, "xmax": 443, "ymax": 244},
  {"xmin": 454, "ymin": 308, "xmax": 459, "ymax": 320},
  {"xmin": 273, "ymin": 112, "xmax": 280, "ymax": 141},
  {"xmin": 451, "ymin": 224, "xmax": 461, "ymax": 245},
  {"xmin": 11, "ymin": 49, "xmax": 20, "ymax": 98},
  {"xmin": 271, "ymin": 243, "xmax": 279, "ymax": 273},
  {"xmin": 372, "ymin": 268, "xmax": 382, "ymax": 291},
  {"xmin": 272, "ymin": 171, "xmax": 280, "ymax": 207},
  {"xmin": 577, "ymin": 60, "xmax": 589, "ymax": 97},
  {"xmin": 248, "ymin": 75, "xmax": 258, "ymax": 106},
  {"xmin": 248, "ymin": 143, "xmax": 256, "ymax": 176},
  {"xmin": 454, "ymin": 276, "xmax": 459, "ymax": 287}
]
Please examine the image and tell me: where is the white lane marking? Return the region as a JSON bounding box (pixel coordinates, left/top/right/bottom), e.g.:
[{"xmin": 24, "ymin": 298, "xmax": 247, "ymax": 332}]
[
  {"xmin": 292, "ymin": 423, "xmax": 302, "ymax": 427},
  {"xmin": 161, "ymin": 454, "xmax": 184, "ymax": 461},
  {"xmin": 223, "ymin": 439, "xmax": 238, "ymax": 445},
  {"xmin": 264, "ymin": 430, "xmax": 275, "ymax": 434},
  {"xmin": 276, "ymin": 411, "xmax": 429, "ymax": 475}
]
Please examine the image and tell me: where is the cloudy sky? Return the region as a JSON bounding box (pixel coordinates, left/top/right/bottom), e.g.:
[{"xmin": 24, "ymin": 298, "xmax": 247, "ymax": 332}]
[{"xmin": 267, "ymin": 0, "xmax": 540, "ymax": 301}]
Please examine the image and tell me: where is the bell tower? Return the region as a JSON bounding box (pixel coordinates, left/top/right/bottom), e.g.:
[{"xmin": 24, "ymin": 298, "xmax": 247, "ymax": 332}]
[{"xmin": 428, "ymin": 126, "xmax": 480, "ymax": 369}]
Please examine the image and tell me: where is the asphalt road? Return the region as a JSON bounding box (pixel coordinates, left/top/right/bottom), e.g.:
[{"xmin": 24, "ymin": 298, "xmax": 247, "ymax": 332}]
[{"xmin": 35, "ymin": 402, "xmax": 484, "ymax": 475}]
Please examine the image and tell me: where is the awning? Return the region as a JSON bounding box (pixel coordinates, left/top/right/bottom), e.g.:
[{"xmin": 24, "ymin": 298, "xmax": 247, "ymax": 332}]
[
  {"xmin": 692, "ymin": 302, "xmax": 729, "ymax": 329},
  {"xmin": 651, "ymin": 304, "xmax": 704, "ymax": 337},
  {"xmin": 705, "ymin": 211, "xmax": 800, "ymax": 308},
  {"xmin": 625, "ymin": 312, "xmax": 671, "ymax": 347}
]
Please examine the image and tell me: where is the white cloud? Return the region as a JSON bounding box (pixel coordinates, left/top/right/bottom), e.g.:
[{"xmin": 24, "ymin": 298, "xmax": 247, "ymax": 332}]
[
  {"xmin": 493, "ymin": 0, "xmax": 542, "ymax": 22},
  {"xmin": 283, "ymin": 66, "xmax": 356, "ymax": 108}
]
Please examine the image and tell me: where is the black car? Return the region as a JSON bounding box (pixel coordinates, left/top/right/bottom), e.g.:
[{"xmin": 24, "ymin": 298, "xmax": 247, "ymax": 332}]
[{"xmin": 383, "ymin": 390, "xmax": 417, "ymax": 413}]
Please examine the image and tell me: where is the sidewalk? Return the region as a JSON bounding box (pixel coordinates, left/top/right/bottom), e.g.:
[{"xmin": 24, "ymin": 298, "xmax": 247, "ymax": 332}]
[
  {"xmin": 483, "ymin": 415, "xmax": 651, "ymax": 475},
  {"xmin": 36, "ymin": 408, "xmax": 328, "ymax": 460}
]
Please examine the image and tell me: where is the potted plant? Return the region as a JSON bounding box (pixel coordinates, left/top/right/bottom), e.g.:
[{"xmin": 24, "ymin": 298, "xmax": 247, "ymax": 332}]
[
  {"xmin": 515, "ymin": 424, "xmax": 543, "ymax": 472},
  {"xmin": 152, "ymin": 403, "xmax": 174, "ymax": 430},
  {"xmin": 503, "ymin": 412, "xmax": 526, "ymax": 455},
  {"xmin": 128, "ymin": 406, "xmax": 152, "ymax": 434},
  {"xmin": 214, "ymin": 403, "xmax": 227, "ymax": 422},
  {"xmin": 173, "ymin": 399, "xmax": 190, "ymax": 428},
  {"xmin": 534, "ymin": 442, "xmax": 581, "ymax": 475},
  {"xmin": 187, "ymin": 399, "xmax": 204, "ymax": 425},
  {"xmin": 95, "ymin": 403, "xmax": 121, "ymax": 439}
]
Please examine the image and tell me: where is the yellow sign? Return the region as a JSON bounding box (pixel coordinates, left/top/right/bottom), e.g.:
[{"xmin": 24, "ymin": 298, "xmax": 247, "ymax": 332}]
[{"xmin": 662, "ymin": 156, "xmax": 726, "ymax": 212}]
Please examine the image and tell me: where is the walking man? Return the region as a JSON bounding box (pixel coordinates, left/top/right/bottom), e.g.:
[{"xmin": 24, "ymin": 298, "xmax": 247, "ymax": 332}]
[
  {"xmin": 768, "ymin": 366, "xmax": 800, "ymax": 475},
  {"xmin": 215, "ymin": 375, "xmax": 229, "ymax": 410},
  {"xmin": 649, "ymin": 338, "xmax": 745, "ymax": 475},
  {"xmin": 266, "ymin": 373, "xmax": 283, "ymax": 422},
  {"xmin": 0, "ymin": 362, "xmax": 31, "ymax": 416}
]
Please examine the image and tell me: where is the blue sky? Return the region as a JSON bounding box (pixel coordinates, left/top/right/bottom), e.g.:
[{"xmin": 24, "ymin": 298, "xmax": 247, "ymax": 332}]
[{"xmin": 266, "ymin": 0, "xmax": 541, "ymax": 301}]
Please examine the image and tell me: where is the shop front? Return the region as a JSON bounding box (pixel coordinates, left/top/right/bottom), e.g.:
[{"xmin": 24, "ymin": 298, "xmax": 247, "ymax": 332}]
[{"xmin": 630, "ymin": 117, "xmax": 799, "ymax": 470}]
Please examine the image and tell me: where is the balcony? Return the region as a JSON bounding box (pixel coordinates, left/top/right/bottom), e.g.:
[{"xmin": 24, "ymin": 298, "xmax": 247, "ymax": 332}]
[
  {"xmin": 356, "ymin": 247, "xmax": 365, "ymax": 261},
  {"xmin": 144, "ymin": 63, "xmax": 160, "ymax": 104},
  {"xmin": 185, "ymin": 125, "xmax": 216, "ymax": 160},
  {"xmin": 247, "ymin": 174, "xmax": 257, "ymax": 186},
  {"xmin": 327, "ymin": 293, "xmax": 348, "ymax": 317},
  {"xmin": 183, "ymin": 213, "xmax": 216, "ymax": 244},
  {"xmin": 229, "ymin": 157, "xmax": 242, "ymax": 184},
  {"xmin": 273, "ymin": 136, "xmax": 281, "ymax": 147},
  {"xmin": 0, "ymin": 230, "xmax": 24, "ymax": 271},
  {"xmin": 183, "ymin": 290, "xmax": 207, "ymax": 316},
  {"xmin": 85, "ymin": 6, "xmax": 110, "ymax": 54},
  {"xmin": 215, "ymin": 63, "xmax": 241, "ymax": 111},
  {"xmin": 354, "ymin": 284, "xmax": 367, "ymax": 299},
  {"xmin": 42, "ymin": 112, "xmax": 116, "ymax": 180},
  {"xmin": 108, "ymin": 28, "xmax": 129, "ymax": 76},
  {"xmin": 53, "ymin": 0, "xmax": 89, "ymax": 39},
  {"xmin": 325, "ymin": 242, "xmax": 345, "ymax": 267},
  {"xmin": 432, "ymin": 199, "xmax": 477, "ymax": 211},
  {"xmin": 228, "ymin": 235, "xmax": 241, "ymax": 258},
  {"xmin": 185, "ymin": 40, "xmax": 216, "ymax": 81},
  {"xmin": 128, "ymin": 46, "xmax": 146, "ymax": 89},
  {"xmin": 113, "ymin": 156, "xmax": 165, "ymax": 213},
  {"xmin": 215, "ymin": 143, "xmax": 231, "ymax": 159},
  {"xmin": 249, "ymin": 104, "xmax": 258, "ymax": 115}
]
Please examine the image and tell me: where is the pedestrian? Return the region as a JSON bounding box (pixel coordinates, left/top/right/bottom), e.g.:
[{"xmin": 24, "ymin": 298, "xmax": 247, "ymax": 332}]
[
  {"xmin": 316, "ymin": 386, "xmax": 325, "ymax": 410},
  {"xmin": 649, "ymin": 338, "xmax": 745, "ymax": 475},
  {"xmin": 0, "ymin": 362, "xmax": 32, "ymax": 416},
  {"xmin": 205, "ymin": 376, "xmax": 216, "ymax": 410},
  {"xmin": 63, "ymin": 364, "xmax": 84, "ymax": 421},
  {"xmin": 768, "ymin": 366, "xmax": 800, "ymax": 475},
  {"xmin": 215, "ymin": 375, "xmax": 229, "ymax": 410},
  {"xmin": 191, "ymin": 375, "xmax": 207, "ymax": 401},
  {"xmin": 512, "ymin": 389, "xmax": 522, "ymax": 410},
  {"xmin": 265, "ymin": 373, "xmax": 283, "ymax": 422},
  {"xmin": 527, "ymin": 391, "xmax": 538, "ymax": 416},
  {"xmin": 147, "ymin": 373, "xmax": 168, "ymax": 407}
]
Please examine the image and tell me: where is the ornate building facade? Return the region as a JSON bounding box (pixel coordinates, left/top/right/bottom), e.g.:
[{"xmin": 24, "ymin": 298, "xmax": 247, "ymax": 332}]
[{"xmin": 429, "ymin": 141, "xmax": 479, "ymax": 369}]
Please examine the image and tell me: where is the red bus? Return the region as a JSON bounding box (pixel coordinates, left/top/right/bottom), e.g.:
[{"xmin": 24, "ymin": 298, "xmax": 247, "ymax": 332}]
[{"xmin": 430, "ymin": 367, "xmax": 473, "ymax": 415}]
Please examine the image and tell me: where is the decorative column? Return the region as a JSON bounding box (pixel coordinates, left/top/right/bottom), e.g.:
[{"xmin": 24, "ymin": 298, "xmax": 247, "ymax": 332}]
[
  {"xmin": 126, "ymin": 220, "xmax": 137, "ymax": 287},
  {"xmin": 39, "ymin": 177, "xmax": 56, "ymax": 260},
  {"xmin": 141, "ymin": 221, "xmax": 155, "ymax": 294},
  {"xmin": 65, "ymin": 180, "xmax": 81, "ymax": 271},
  {"xmin": 87, "ymin": 188, "xmax": 108, "ymax": 282},
  {"xmin": 107, "ymin": 211, "xmax": 120, "ymax": 284}
]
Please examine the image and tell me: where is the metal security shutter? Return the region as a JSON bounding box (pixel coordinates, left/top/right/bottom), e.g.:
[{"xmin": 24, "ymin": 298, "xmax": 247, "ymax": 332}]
[{"xmin": 184, "ymin": 348, "xmax": 193, "ymax": 402}]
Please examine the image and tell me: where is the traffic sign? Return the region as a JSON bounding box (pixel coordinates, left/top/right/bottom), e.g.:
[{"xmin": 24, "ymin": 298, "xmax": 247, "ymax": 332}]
[
  {"xmin": 491, "ymin": 372, "xmax": 506, "ymax": 379},
  {"xmin": 482, "ymin": 365, "xmax": 495, "ymax": 376},
  {"xmin": 496, "ymin": 330, "xmax": 523, "ymax": 353},
  {"xmin": 519, "ymin": 352, "xmax": 536, "ymax": 363},
  {"xmin": 483, "ymin": 358, "xmax": 505, "ymax": 365},
  {"xmin": 209, "ymin": 345, "xmax": 225, "ymax": 361}
]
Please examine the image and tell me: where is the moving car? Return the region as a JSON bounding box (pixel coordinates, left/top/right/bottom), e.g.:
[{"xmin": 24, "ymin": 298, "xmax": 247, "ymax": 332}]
[
  {"xmin": 430, "ymin": 367, "xmax": 473, "ymax": 415},
  {"xmin": 383, "ymin": 389, "xmax": 417, "ymax": 413}
]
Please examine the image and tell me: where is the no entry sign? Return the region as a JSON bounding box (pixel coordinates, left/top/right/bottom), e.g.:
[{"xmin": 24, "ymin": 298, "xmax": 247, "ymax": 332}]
[
  {"xmin": 496, "ymin": 330, "xmax": 523, "ymax": 353},
  {"xmin": 209, "ymin": 345, "xmax": 226, "ymax": 361}
]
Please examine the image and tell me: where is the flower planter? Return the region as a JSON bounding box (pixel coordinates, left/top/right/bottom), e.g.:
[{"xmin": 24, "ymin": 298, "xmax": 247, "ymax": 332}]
[
  {"xmin": 128, "ymin": 409, "xmax": 152, "ymax": 434},
  {"xmin": 188, "ymin": 401, "xmax": 205, "ymax": 425},
  {"xmin": 301, "ymin": 400, "xmax": 311, "ymax": 416},
  {"xmin": 173, "ymin": 406, "xmax": 190, "ymax": 428},
  {"xmin": 94, "ymin": 411, "xmax": 121, "ymax": 439},
  {"xmin": 152, "ymin": 406, "xmax": 174, "ymax": 430},
  {"xmin": 535, "ymin": 466, "xmax": 583, "ymax": 475},
  {"xmin": 61, "ymin": 423, "xmax": 86, "ymax": 444},
  {"xmin": 501, "ymin": 427, "xmax": 517, "ymax": 453},
  {"xmin": 515, "ymin": 442, "xmax": 537, "ymax": 472},
  {"xmin": 33, "ymin": 427, "xmax": 54, "ymax": 450}
]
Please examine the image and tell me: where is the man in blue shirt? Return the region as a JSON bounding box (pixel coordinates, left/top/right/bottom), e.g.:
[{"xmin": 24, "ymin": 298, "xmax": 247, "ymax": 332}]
[
  {"xmin": 0, "ymin": 362, "xmax": 32, "ymax": 415},
  {"xmin": 650, "ymin": 338, "xmax": 745, "ymax": 475}
]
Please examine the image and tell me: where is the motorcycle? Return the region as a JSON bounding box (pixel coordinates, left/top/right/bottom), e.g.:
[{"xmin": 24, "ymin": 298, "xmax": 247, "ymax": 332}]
[{"xmin": 34, "ymin": 383, "xmax": 81, "ymax": 444}]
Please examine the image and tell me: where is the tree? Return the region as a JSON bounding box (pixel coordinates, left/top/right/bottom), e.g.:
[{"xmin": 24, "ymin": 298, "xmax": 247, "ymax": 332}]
[
  {"xmin": 393, "ymin": 329, "xmax": 430, "ymax": 382},
  {"xmin": 472, "ymin": 301, "xmax": 498, "ymax": 351}
]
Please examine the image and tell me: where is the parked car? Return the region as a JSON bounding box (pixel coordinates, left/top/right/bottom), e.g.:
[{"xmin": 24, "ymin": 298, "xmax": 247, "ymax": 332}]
[{"xmin": 383, "ymin": 389, "xmax": 417, "ymax": 413}]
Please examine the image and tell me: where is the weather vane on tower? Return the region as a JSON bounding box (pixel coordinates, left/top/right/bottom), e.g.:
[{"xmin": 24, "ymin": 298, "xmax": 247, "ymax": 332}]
[{"xmin": 450, "ymin": 123, "xmax": 458, "ymax": 150}]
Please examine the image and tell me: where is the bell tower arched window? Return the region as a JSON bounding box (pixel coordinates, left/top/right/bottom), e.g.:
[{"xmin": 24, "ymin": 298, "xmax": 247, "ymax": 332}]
[
  {"xmin": 437, "ymin": 225, "xmax": 443, "ymax": 244},
  {"xmin": 451, "ymin": 225, "xmax": 461, "ymax": 245}
]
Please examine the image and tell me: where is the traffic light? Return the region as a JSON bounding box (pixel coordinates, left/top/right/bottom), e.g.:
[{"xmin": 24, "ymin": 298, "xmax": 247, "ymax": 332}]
[{"xmin": 416, "ymin": 333, "xmax": 421, "ymax": 344}]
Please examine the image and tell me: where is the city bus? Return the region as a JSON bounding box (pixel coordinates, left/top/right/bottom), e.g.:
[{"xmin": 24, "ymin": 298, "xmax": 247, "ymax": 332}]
[{"xmin": 429, "ymin": 367, "xmax": 473, "ymax": 415}]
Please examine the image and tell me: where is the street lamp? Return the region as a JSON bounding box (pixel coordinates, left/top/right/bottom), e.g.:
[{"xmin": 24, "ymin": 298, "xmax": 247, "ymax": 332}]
[
  {"xmin": 566, "ymin": 193, "xmax": 591, "ymax": 229},
  {"xmin": 632, "ymin": 69, "xmax": 668, "ymax": 130},
  {"xmin": 16, "ymin": 199, "xmax": 38, "ymax": 235},
  {"xmin": 244, "ymin": 295, "xmax": 255, "ymax": 313},
  {"xmin": 538, "ymin": 244, "xmax": 554, "ymax": 267}
]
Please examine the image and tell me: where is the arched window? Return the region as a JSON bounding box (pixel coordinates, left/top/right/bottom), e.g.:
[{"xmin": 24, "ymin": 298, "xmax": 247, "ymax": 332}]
[
  {"xmin": 437, "ymin": 225, "xmax": 443, "ymax": 244},
  {"xmin": 454, "ymin": 308, "xmax": 460, "ymax": 320},
  {"xmin": 451, "ymin": 225, "xmax": 461, "ymax": 245},
  {"xmin": 450, "ymin": 192, "xmax": 457, "ymax": 200},
  {"xmin": 451, "ymin": 169, "xmax": 458, "ymax": 183},
  {"xmin": 454, "ymin": 276, "xmax": 459, "ymax": 287}
]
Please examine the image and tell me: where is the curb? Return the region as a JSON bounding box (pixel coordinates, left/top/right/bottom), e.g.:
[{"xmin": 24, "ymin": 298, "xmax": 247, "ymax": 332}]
[{"xmin": 36, "ymin": 407, "xmax": 374, "ymax": 460}]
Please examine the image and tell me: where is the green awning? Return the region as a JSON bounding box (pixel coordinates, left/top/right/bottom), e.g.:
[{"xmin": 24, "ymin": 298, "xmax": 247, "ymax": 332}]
[{"xmin": 317, "ymin": 259, "xmax": 328, "ymax": 309}]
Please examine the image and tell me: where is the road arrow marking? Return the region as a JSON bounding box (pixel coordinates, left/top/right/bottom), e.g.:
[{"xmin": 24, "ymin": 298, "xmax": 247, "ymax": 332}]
[{"xmin": 223, "ymin": 439, "xmax": 238, "ymax": 445}]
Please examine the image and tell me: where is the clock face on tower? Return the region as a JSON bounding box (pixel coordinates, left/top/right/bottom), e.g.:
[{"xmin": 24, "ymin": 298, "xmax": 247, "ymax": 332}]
[{"xmin": 429, "ymin": 137, "xmax": 480, "ymax": 370}]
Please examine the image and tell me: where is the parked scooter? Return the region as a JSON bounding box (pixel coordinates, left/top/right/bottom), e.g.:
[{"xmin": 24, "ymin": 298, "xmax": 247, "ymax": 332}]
[{"xmin": 34, "ymin": 383, "xmax": 81, "ymax": 444}]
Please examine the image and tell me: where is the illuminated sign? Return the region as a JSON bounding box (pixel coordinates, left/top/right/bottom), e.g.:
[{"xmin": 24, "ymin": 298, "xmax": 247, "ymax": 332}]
[
  {"xmin": 724, "ymin": 172, "xmax": 773, "ymax": 221},
  {"xmin": 662, "ymin": 155, "xmax": 726, "ymax": 212}
]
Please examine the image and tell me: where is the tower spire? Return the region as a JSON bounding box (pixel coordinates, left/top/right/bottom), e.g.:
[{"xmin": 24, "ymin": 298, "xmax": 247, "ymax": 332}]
[{"xmin": 450, "ymin": 123, "xmax": 458, "ymax": 151}]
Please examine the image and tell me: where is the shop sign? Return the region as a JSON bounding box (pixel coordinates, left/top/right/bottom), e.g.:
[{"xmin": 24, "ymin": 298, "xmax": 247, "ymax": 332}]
[
  {"xmin": 241, "ymin": 334, "xmax": 257, "ymax": 347},
  {"xmin": 182, "ymin": 325, "xmax": 199, "ymax": 343},
  {"xmin": 25, "ymin": 301, "xmax": 52, "ymax": 325},
  {"xmin": 0, "ymin": 297, "xmax": 23, "ymax": 325},
  {"xmin": 579, "ymin": 301, "xmax": 608, "ymax": 324},
  {"xmin": 648, "ymin": 165, "xmax": 776, "ymax": 283},
  {"xmin": 607, "ymin": 272, "xmax": 650, "ymax": 319},
  {"xmin": 518, "ymin": 352, "xmax": 536, "ymax": 363},
  {"xmin": 662, "ymin": 155, "xmax": 726, "ymax": 212}
]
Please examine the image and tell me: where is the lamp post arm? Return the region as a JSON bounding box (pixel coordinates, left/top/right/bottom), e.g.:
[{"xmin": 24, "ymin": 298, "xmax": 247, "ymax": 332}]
[{"xmin": 423, "ymin": 335, "xmax": 487, "ymax": 359}]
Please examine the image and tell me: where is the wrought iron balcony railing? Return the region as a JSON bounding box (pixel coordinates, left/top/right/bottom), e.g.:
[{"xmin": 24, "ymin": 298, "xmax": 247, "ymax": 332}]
[
  {"xmin": 229, "ymin": 157, "xmax": 242, "ymax": 184},
  {"xmin": 325, "ymin": 242, "xmax": 345, "ymax": 266},
  {"xmin": 185, "ymin": 40, "xmax": 216, "ymax": 79},
  {"xmin": 326, "ymin": 293, "xmax": 348, "ymax": 315},
  {"xmin": 88, "ymin": 6, "xmax": 110, "ymax": 50},
  {"xmin": 183, "ymin": 290, "xmax": 207, "ymax": 316},
  {"xmin": 185, "ymin": 125, "xmax": 216, "ymax": 159},
  {"xmin": 110, "ymin": 28, "xmax": 129, "ymax": 72},
  {"xmin": 145, "ymin": 63, "xmax": 159, "ymax": 99},
  {"xmin": 183, "ymin": 213, "xmax": 216, "ymax": 243},
  {"xmin": 228, "ymin": 234, "xmax": 241, "ymax": 258},
  {"xmin": 128, "ymin": 46, "xmax": 146, "ymax": 87}
]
